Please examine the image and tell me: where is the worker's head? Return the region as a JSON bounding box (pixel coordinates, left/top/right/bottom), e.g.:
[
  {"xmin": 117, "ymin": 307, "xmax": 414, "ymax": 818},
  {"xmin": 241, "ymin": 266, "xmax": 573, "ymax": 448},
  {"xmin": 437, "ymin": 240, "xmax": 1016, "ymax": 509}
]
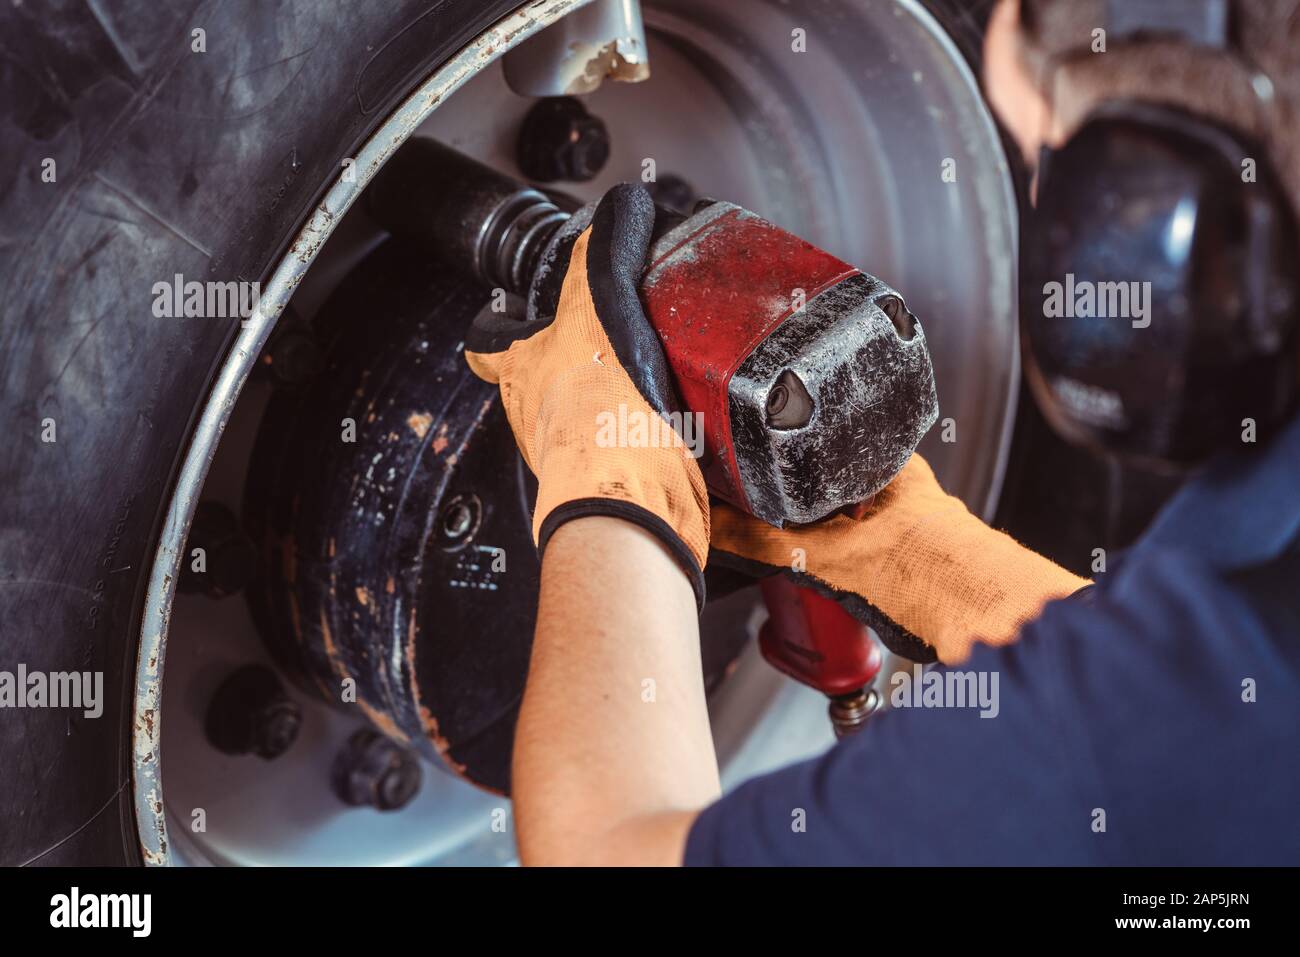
[{"xmin": 983, "ymin": 0, "xmax": 1300, "ymax": 468}]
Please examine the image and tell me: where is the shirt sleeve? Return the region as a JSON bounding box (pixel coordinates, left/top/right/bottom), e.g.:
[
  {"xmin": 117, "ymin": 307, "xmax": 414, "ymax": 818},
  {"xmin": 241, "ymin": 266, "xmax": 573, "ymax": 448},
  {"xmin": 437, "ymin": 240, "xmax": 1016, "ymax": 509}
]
[
  {"xmin": 684, "ymin": 549, "xmax": 1300, "ymax": 865},
  {"xmin": 683, "ymin": 613, "xmax": 1093, "ymax": 866}
]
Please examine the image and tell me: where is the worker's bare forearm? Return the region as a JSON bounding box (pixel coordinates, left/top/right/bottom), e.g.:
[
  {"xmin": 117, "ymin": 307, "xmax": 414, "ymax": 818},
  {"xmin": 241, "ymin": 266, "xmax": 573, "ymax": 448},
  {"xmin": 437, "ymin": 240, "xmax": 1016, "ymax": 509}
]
[{"xmin": 512, "ymin": 516, "xmax": 719, "ymax": 866}]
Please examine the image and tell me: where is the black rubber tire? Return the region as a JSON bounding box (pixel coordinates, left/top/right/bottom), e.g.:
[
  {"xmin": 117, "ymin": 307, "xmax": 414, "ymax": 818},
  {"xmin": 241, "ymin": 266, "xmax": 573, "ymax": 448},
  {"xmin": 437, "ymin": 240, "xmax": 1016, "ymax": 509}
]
[{"xmin": 0, "ymin": 0, "xmax": 520, "ymax": 866}]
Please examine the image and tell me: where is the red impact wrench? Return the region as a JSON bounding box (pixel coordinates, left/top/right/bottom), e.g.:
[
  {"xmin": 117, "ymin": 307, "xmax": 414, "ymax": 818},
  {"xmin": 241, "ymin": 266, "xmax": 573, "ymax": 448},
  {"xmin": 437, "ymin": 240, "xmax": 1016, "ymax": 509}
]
[{"xmin": 369, "ymin": 139, "xmax": 937, "ymax": 731}]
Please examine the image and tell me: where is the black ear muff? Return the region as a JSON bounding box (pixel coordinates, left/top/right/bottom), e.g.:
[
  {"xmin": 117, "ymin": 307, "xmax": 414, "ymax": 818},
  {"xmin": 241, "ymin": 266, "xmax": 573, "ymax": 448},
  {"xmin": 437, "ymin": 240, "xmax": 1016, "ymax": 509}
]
[{"xmin": 1022, "ymin": 100, "xmax": 1299, "ymax": 468}]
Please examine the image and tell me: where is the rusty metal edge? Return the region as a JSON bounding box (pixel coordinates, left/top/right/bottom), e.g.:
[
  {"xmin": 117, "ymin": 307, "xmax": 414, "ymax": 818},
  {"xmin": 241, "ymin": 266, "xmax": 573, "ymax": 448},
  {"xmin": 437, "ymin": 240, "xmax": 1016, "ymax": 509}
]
[{"xmin": 132, "ymin": 0, "xmax": 595, "ymax": 868}]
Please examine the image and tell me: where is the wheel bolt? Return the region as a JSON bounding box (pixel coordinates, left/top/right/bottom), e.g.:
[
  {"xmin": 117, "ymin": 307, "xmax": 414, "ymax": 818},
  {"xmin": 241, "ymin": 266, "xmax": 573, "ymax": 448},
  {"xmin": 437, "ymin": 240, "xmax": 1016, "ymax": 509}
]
[
  {"xmin": 179, "ymin": 501, "xmax": 258, "ymax": 598},
  {"xmin": 331, "ymin": 729, "xmax": 422, "ymax": 812},
  {"xmin": 205, "ymin": 665, "xmax": 302, "ymax": 760},
  {"xmin": 267, "ymin": 327, "xmax": 325, "ymax": 386},
  {"xmin": 516, "ymin": 96, "xmax": 611, "ymax": 183},
  {"xmin": 649, "ymin": 173, "xmax": 696, "ymax": 214}
]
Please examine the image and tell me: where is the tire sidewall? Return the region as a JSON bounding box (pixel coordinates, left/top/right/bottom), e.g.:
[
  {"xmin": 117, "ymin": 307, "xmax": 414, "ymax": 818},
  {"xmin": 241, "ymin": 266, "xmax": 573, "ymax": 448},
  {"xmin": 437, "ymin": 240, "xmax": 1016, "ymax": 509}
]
[{"xmin": 0, "ymin": 0, "xmax": 520, "ymax": 866}]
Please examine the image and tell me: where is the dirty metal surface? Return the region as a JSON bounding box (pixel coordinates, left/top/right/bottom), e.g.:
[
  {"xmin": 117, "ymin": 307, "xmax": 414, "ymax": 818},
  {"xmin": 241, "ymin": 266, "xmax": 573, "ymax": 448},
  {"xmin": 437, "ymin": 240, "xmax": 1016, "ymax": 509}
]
[
  {"xmin": 503, "ymin": 0, "xmax": 650, "ymax": 96},
  {"xmin": 245, "ymin": 242, "xmax": 539, "ymax": 793},
  {"xmin": 642, "ymin": 202, "xmax": 937, "ymax": 525},
  {"xmin": 641, "ymin": 202, "xmax": 858, "ymax": 514},
  {"xmin": 731, "ymin": 272, "xmax": 938, "ymax": 525}
]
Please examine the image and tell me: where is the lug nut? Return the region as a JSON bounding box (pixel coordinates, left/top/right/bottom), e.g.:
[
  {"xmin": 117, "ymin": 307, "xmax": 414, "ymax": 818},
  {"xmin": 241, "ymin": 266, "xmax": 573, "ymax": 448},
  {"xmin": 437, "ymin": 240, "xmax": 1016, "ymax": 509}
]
[
  {"xmin": 516, "ymin": 96, "xmax": 610, "ymax": 183},
  {"xmin": 257, "ymin": 306, "xmax": 325, "ymax": 388},
  {"xmin": 205, "ymin": 665, "xmax": 302, "ymax": 760},
  {"xmin": 179, "ymin": 501, "xmax": 258, "ymax": 598},
  {"xmin": 331, "ymin": 729, "xmax": 422, "ymax": 812},
  {"xmin": 266, "ymin": 327, "xmax": 325, "ymax": 386},
  {"xmin": 649, "ymin": 174, "xmax": 696, "ymax": 214}
]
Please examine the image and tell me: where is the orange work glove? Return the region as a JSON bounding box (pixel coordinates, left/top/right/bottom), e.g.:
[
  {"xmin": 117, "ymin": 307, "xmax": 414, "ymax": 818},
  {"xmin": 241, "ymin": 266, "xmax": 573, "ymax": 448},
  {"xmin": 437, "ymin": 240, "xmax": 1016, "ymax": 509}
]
[
  {"xmin": 465, "ymin": 184, "xmax": 709, "ymax": 607},
  {"xmin": 711, "ymin": 454, "xmax": 1090, "ymax": 663}
]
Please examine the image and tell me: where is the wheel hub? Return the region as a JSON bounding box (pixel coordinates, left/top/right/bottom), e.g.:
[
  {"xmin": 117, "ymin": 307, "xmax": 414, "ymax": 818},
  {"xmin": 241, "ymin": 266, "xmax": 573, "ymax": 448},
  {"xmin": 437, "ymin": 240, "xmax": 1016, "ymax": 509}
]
[{"xmin": 244, "ymin": 245, "xmax": 539, "ymax": 791}]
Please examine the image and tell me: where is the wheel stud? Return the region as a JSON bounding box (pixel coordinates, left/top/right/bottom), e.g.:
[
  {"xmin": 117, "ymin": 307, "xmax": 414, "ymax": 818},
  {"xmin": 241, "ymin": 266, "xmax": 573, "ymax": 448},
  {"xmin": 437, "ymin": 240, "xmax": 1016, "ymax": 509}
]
[
  {"xmin": 179, "ymin": 501, "xmax": 258, "ymax": 598},
  {"xmin": 257, "ymin": 307, "xmax": 325, "ymax": 388},
  {"xmin": 267, "ymin": 327, "xmax": 325, "ymax": 386},
  {"xmin": 649, "ymin": 173, "xmax": 696, "ymax": 214},
  {"xmin": 331, "ymin": 729, "xmax": 422, "ymax": 811},
  {"xmin": 205, "ymin": 665, "xmax": 302, "ymax": 760},
  {"xmin": 516, "ymin": 96, "xmax": 610, "ymax": 183}
]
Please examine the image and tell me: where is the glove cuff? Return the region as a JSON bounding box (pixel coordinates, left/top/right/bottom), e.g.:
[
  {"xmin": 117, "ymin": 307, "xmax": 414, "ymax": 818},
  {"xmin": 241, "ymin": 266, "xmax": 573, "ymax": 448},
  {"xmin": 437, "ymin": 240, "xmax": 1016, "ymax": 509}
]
[
  {"xmin": 539, "ymin": 498, "xmax": 707, "ymax": 610},
  {"xmin": 528, "ymin": 367, "xmax": 711, "ymax": 610}
]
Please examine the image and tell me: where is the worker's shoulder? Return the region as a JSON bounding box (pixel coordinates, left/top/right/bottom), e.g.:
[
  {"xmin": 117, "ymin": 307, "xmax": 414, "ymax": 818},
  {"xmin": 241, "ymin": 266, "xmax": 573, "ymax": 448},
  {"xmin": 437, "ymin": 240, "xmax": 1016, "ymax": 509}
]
[
  {"xmin": 1024, "ymin": 538, "xmax": 1299, "ymax": 680},
  {"xmin": 985, "ymin": 545, "xmax": 1299, "ymax": 864},
  {"xmin": 1029, "ymin": 409, "xmax": 1300, "ymax": 671},
  {"xmin": 981, "ymin": 528, "xmax": 1299, "ymax": 769}
]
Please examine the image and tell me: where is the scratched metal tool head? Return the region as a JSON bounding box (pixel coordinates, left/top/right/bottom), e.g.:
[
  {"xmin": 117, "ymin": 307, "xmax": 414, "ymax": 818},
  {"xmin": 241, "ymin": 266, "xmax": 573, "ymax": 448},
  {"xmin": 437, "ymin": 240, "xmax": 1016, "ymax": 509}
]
[{"xmin": 641, "ymin": 202, "xmax": 939, "ymax": 526}]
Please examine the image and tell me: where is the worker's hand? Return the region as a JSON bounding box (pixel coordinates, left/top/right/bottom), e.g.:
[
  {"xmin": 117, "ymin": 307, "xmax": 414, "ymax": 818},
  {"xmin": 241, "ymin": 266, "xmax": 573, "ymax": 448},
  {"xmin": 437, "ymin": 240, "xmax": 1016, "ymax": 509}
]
[
  {"xmin": 711, "ymin": 454, "xmax": 1090, "ymax": 664},
  {"xmin": 465, "ymin": 184, "xmax": 710, "ymax": 607}
]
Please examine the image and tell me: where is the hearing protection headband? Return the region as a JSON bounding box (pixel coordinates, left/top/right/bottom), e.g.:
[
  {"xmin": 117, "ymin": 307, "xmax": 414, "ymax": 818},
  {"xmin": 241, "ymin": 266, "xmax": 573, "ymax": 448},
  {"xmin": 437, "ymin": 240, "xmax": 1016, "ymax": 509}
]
[{"xmin": 1020, "ymin": 0, "xmax": 1299, "ymax": 467}]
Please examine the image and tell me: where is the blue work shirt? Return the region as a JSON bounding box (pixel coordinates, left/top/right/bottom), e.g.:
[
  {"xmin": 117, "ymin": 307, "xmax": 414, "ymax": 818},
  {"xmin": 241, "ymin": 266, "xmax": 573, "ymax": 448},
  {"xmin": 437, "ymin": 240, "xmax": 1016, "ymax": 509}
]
[{"xmin": 685, "ymin": 414, "xmax": 1300, "ymax": 865}]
